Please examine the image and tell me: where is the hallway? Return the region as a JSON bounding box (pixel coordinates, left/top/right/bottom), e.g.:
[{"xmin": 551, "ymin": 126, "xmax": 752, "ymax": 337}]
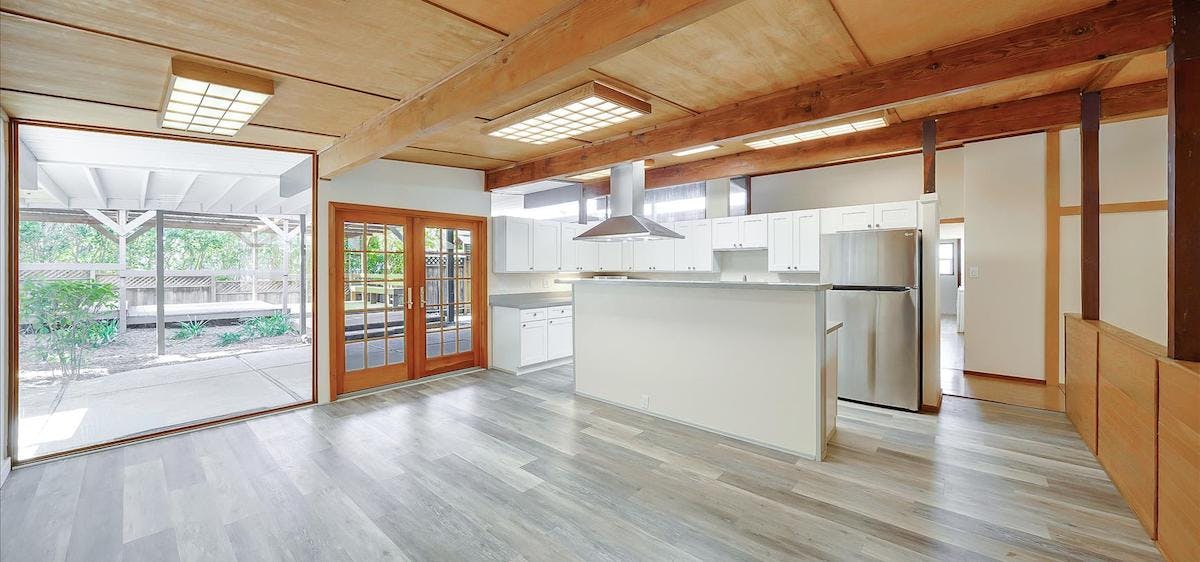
[{"xmin": 940, "ymin": 315, "xmax": 1065, "ymax": 411}]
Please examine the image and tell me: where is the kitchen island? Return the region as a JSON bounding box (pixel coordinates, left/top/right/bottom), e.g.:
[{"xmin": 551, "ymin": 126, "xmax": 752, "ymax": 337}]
[{"xmin": 558, "ymin": 278, "xmax": 834, "ymax": 460}]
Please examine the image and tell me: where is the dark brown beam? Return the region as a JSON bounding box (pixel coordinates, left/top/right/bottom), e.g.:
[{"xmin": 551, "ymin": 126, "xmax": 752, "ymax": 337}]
[
  {"xmin": 922, "ymin": 119, "xmax": 937, "ymax": 194},
  {"xmin": 1169, "ymin": 0, "xmax": 1200, "ymax": 360},
  {"xmin": 636, "ymin": 80, "xmax": 1165, "ymax": 189},
  {"xmin": 487, "ymin": 0, "xmax": 1171, "ymax": 190},
  {"xmin": 1080, "ymin": 91, "xmax": 1101, "ymax": 321}
]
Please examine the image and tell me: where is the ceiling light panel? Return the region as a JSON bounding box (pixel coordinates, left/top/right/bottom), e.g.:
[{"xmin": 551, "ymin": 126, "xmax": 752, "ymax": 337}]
[
  {"xmin": 159, "ymin": 58, "xmax": 274, "ymax": 137},
  {"xmin": 745, "ymin": 117, "xmax": 890, "ymax": 150},
  {"xmin": 671, "ymin": 145, "xmax": 720, "ymax": 157},
  {"xmin": 483, "ymin": 81, "xmax": 651, "ymax": 145}
]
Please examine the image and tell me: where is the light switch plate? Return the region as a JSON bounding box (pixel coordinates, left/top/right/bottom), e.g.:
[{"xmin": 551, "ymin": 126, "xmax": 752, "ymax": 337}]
[{"xmin": 968, "ymin": 266, "xmax": 980, "ymax": 278}]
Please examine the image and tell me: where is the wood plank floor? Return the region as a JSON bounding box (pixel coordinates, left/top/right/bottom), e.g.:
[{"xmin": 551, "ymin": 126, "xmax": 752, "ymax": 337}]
[
  {"xmin": 940, "ymin": 314, "xmax": 1066, "ymax": 411},
  {"xmin": 0, "ymin": 365, "xmax": 1159, "ymax": 561}
]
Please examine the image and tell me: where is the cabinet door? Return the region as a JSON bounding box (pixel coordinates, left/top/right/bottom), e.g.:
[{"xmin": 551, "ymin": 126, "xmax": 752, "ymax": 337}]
[
  {"xmin": 559, "ymin": 223, "xmax": 579, "ymax": 272},
  {"xmin": 672, "ymin": 221, "xmax": 694, "ymax": 271},
  {"xmin": 500, "ymin": 216, "xmax": 533, "ymax": 272},
  {"xmin": 766, "ymin": 212, "xmax": 795, "ymax": 272},
  {"xmin": 597, "ymin": 242, "xmax": 622, "ymax": 271},
  {"xmin": 653, "ymin": 236, "xmax": 676, "ymax": 271},
  {"xmin": 819, "ymin": 208, "xmax": 842, "ymax": 235},
  {"xmin": 874, "ymin": 201, "xmax": 918, "ymax": 229},
  {"xmin": 531, "ymin": 220, "xmax": 561, "ymax": 271},
  {"xmin": 836, "ymin": 205, "xmax": 874, "ymax": 231},
  {"xmin": 577, "ymin": 238, "xmax": 598, "ymax": 271},
  {"xmin": 547, "ymin": 318, "xmax": 573, "ymax": 359},
  {"xmin": 690, "ymin": 220, "xmax": 716, "ymax": 272},
  {"xmin": 740, "ymin": 215, "xmax": 768, "ymax": 248},
  {"xmin": 794, "ymin": 210, "xmax": 821, "ymax": 272},
  {"xmin": 519, "ymin": 320, "xmax": 548, "ymax": 366},
  {"xmin": 712, "ymin": 217, "xmax": 740, "ymax": 249},
  {"xmin": 633, "ymin": 241, "xmax": 654, "ymax": 271}
]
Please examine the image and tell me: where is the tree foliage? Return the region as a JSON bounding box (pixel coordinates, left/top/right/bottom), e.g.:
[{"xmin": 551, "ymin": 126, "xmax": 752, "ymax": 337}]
[{"xmin": 20, "ymin": 280, "xmax": 118, "ymax": 379}]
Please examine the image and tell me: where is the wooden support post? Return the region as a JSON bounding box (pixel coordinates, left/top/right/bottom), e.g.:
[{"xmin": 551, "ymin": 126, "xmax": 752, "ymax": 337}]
[
  {"xmin": 1080, "ymin": 91, "xmax": 1101, "ymax": 321},
  {"xmin": 1045, "ymin": 129, "xmax": 1061, "ymax": 385},
  {"xmin": 1169, "ymin": 0, "xmax": 1200, "ymax": 360},
  {"xmin": 279, "ymin": 219, "xmax": 289, "ymax": 314},
  {"xmin": 922, "ymin": 119, "xmax": 937, "ymax": 194},
  {"xmin": 155, "ymin": 211, "xmax": 165, "ymax": 355}
]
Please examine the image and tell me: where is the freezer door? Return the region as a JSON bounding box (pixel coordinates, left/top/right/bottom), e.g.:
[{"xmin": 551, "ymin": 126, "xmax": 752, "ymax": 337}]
[
  {"xmin": 872, "ymin": 289, "xmax": 920, "ymax": 410},
  {"xmin": 820, "ymin": 231, "xmax": 877, "ymax": 285},
  {"xmin": 828, "ymin": 290, "xmax": 876, "ymax": 405},
  {"xmin": 874, "ymin": 229, "xmax": 920, "ymax": 288}
]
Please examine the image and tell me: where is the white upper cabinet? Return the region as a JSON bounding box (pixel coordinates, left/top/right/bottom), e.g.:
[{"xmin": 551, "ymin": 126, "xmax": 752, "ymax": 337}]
[
  {"xmin": 493, "ymin": 216, "xmax": 533, "ymax": 272},
  {"xmin": 634, "ymin": 223, "xmax": 676, "ymax": 271},
  {"xmin": 672, "ymin": 219, "xmax": 718, "ymax": 272},
  {"xmin": 821, "ymin": 202, "xmax": 917, "ymax": 233},
  {"xmin": 531, "ymin": 220, "xmax": 561, "ymax": 272},
  {"xmin": 712, "ymin": 216, "xmax": 767, "ymax": 250},
  {"xmin": 558, "ymin": 222, "xmax": 599, "ymax": 272},
  {"xmin": 767, "ymin": 210, "xmax": 820, "ymax": 272},
  {"xmin": 672, "ymin": 221, "xmax": 695, "ymax": 271},
  {"xmin": 873, "ymin": 201, "xmax": 919, "ymax": 229},
  {"xmin": 596, "ymin": 241, "xmax": 623, "ymax": 272}
]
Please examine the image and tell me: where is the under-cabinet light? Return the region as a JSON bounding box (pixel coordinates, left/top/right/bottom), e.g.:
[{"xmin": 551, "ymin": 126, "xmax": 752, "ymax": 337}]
[
  {"xmin": 746, "ymin": 117, "xmax": 889, "ymax": 149},
  {"xmin": 671, "ymin": 145, "xmax": 720, "ymax": 157},
  {"xmin": 159, "ymin": 59, "xmax": 274, "ymax": 136},
  {"xmin": 483, "ymin": 81, "xmax": 651, "ymax": 145}
]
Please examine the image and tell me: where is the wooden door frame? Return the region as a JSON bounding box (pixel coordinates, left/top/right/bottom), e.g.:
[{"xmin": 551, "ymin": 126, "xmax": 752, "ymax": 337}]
[
  {"xmin": 413, "ymin": 214, "xmax": 487, "ymax": 378},
  {"xmin": 328, "ymin": 202, "xmax": 488, "ymax": 398}
]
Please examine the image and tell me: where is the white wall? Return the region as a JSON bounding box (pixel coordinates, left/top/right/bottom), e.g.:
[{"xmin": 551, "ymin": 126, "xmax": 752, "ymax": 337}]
[
  {"xmin": 1058, "ymin": 116, "xmax": 1168, "ymax": 368},
  {"xmin": 963, "ymin": 133, "xmax": 1046, "ymax": 380},
  {"xmin": 317, "ymin": 159, "xmax": 488, "ymax": 401},
  {"xmin": 751, "ymin": 148, "xmax": 964, "ymax": 218}
]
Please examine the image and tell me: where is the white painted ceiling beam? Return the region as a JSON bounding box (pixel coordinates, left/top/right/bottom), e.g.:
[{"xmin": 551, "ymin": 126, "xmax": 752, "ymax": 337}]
[
  {"xmin": 36, "ymin": 169, "xmax": 70, "ymax": 206},
  {"xmin": 82, "ymin": 166, "xmax": 106, "ymax": 207},
  {"xmin": 175, "ymin": 174, "xmax": 201, "ymax": 211},
  {"xmin": 204, "ymin": 177, "xmax": 245, "ymax": 212},
  {"xmin": 41, "ymin": 159, "xmax": 279, "ymax": 179}
]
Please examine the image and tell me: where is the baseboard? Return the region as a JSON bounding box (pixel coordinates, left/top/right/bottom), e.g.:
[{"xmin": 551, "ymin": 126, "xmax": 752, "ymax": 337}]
[
  {"xmin": 963, "ymin": 369, "xmax": 1046, "ymax": 385},
  {"xmin": 919, "ymin": 392, "xmax": 944, "ymax": 413}
]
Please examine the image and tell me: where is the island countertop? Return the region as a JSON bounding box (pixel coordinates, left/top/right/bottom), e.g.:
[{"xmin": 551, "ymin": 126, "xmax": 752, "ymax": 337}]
[{"xmin": 555, "ymin": 279, "xmax": 831, "ymax": 291}]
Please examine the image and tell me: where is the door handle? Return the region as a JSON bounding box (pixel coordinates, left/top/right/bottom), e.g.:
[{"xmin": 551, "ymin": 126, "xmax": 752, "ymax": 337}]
[{"xmin": 407, "ymin": 287, "xmax": 412, "ymax": 309}]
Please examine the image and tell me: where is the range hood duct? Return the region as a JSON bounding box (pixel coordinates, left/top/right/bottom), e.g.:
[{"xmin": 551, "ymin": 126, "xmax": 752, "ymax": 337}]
[{"xmin": 574, "ymin": 161, "xmax": 682, "ymax": 241}]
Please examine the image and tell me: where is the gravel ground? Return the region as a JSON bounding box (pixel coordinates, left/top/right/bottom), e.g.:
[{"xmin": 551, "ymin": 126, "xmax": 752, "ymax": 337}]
[{"xmin": 19, "ymin": 325, "xmax": 309, "ymax": 386}]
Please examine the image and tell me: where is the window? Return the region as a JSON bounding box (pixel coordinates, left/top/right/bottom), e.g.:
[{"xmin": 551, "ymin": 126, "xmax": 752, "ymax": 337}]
[
  {"xmin": 730, "ymin": 177, "xmax": 748, "ymax": 216},
  {"xmin": 643, "ymin": 182, "xmax": 706, "ymax": 222},
  {"xmin": 938, "ymin": 242, "xmax": 956, "ymax": 275}
]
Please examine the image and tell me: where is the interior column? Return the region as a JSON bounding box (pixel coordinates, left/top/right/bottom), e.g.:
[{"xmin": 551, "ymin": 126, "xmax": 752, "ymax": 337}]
[
  {"xmin": 1080, "ymin": 91, "xmax": 1101, "ymax": 321},
  {"xmin": 1169, "ymin": 0, "xmax": 1199, "ymax": 360}
]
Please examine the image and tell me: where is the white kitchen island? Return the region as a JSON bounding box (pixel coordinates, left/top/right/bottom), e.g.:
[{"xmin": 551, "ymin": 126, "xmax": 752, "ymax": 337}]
[{"xmin": 559, "ymin": 278, "xmax": 834, "ymax": 460}]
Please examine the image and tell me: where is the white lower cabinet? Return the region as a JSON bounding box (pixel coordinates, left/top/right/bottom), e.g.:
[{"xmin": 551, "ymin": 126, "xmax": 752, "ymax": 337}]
[{"xmin": 493, "ymin": 305, "xmax": 574, "ymax": 374}]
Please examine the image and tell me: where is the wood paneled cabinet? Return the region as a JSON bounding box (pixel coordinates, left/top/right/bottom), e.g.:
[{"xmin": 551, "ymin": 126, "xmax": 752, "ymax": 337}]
[
  {"xmin": 766, "ymin": 210, "xmax": 820, "ymax": 272},
  {"xmin": 673, "ymin": 219, "xmax": 717, "ymax": 272},
  {"xmin": 820, "ymin": 201, "xmax": 918, "ymax": 233},
  {"xmin": 712, "ymin": 215, "xmax": 767, "ymax": 250},
  {"xmin": 1097, "ymin": 332, "xmax": 1159, "ymax": 538},
  {"xmin": 1065, "ymin": 316, "xmax": 1099, "ymax": 452}
]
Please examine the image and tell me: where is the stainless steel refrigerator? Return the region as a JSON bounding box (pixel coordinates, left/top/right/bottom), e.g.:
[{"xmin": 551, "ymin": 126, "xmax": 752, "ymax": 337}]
[{"xmin": 821, "ymin": 228, "xmax": 921, "ymax": 411}]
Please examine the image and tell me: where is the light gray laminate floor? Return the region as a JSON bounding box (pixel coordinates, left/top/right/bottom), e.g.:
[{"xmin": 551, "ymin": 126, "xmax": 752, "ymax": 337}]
[{"xmin": 0, "ymin": 365, "xmax": 1159, "ymax": 561}]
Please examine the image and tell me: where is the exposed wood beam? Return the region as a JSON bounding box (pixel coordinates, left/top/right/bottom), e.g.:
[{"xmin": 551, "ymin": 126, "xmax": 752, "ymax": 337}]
[
  {"xmin": 1084, "ymin": 58, "xmax": 1132, "ymax": 92},
  {"xmin": 636, "ymin": 80, "xmax": 1165, "ymax": 189},
  {"xmin": 487, "ymin": 0, "xmax": 1171, "ymax": 190},
  {"xmin": 317, "ymin": 0, "xmax": 741, "ymax": 179},
  {"xmin": 922, "ymin": 119, "xmax": 936, "ymax": 194},
  {"xmin": 1168, "ymin": 0, "xmax": 1200, "ymax": 360},
  {"xmin": 1081, "ymin": 90, "xmax": 1101, "ymax": 321},
  {"xmin": 82, "ymin": 165, "xmax": 106, "ymax": 206}
]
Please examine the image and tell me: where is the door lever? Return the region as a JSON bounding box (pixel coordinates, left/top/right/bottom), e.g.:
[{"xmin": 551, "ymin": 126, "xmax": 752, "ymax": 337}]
[{"xmin": 407, "ymin": 287, "xmax": 412, "ymax": 310}]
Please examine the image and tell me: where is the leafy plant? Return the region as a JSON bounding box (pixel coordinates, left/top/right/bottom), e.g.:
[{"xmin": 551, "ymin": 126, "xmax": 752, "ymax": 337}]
[
  {"xmin": 87, "ymin": 319, "xmax": 119, "ymax": 348},
  {"xmin": 172, "ymin": 319, "xmax": 208, "ymax": 341},
  {"xmin": 20, "ymin": 280, "xmax": 117, "ymax": 397},
  {"xmin": 241, "ymin": 312, "xmax": 294, "ymax": 338},
  {"xmin": 217, "ymin": 332, "xmax": 243, "ymax": 347}
]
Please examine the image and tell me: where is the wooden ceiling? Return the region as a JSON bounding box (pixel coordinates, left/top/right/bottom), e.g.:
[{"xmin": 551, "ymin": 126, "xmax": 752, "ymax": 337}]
[{"xmin": 0, "ymin": 0, "xmax": 1170, "ymax": 182}]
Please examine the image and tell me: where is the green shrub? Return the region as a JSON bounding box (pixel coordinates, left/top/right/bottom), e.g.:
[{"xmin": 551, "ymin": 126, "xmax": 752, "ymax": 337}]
[
  {"xmin": 172, "ymin": 319, "xmax": 208, "ymax": 340},
  {"xmin": 242, "ymin": 312, "xmax": 294, "ymax": 338},
  {"xmin": 217, "ymin": 332, "xmax": 243, "ymax": 347},
  {"xmin": 87, "ymin": 319, "xmax": 119, "ymax": 348},
  {"xmin": 20, "ymin": 280, "xmax": 117, "ymax": 385}
]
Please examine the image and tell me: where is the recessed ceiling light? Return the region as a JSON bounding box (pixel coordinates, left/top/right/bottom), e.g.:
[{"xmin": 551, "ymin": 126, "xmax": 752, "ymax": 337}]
[
  {"xmin": 745, "ymin": 116, "xmax": 889, "ymax": 150},
  {"xmin": 158, "ymin": 58, "xmax": 274, "ymax": 137},
  {"xmin": 482, "ymin": 81, "xmax": 650, "ymax": 145},
  {"xmin": 568, "ymin": 169, "xmax": 612, "ymax": 181},
  {"xmin": 672, "ymin": 145, "xmax": 720, "ymax": 157}
]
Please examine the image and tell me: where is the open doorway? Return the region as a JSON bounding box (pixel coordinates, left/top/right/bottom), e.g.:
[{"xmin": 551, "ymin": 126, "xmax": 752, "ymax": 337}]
[{"xmin": 11, "ymin": 123, "xmax": 315, "ymax": 461}]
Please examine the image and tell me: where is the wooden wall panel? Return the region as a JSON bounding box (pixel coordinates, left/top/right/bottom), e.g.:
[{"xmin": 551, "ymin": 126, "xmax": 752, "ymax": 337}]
[
  {"xmin": 1157, "ymin": 359, "xmax": 1200, "ymax": 562},
  {"xmin": 1097, "ymin": 332, "xmax": 1159, "ymax": 538},
  {"xmin": 1065, "ymin": 316, "xmax": 1099, "ymax": 452}
]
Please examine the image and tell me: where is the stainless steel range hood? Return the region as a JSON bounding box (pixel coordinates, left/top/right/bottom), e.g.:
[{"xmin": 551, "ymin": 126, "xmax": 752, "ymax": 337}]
[{"xmin": 574, "ymin": 160, "xmax": 682, "ymax": 241}]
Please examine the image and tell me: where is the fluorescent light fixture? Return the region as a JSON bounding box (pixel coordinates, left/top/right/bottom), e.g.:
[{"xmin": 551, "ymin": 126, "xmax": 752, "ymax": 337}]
[
  {"xmin": 568, "ymin": 169, "xmax": 612, "ymax": 181},
  {"xmin": 746, "ymin": 117, "xmax": 889, "ymax": 150},
  {"xmin": 482, "ymin": 81, "xmax": 651, "ymax": 145},
  {"xmin": 671, "ymin": 145, "xmax": 720, "ymax": 157},
  {"xmin": 159, "ymin": 58, "xmax": 274, "ymax": 137}
]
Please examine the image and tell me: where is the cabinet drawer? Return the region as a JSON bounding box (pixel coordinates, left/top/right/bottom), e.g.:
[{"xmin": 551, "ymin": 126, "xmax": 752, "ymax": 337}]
[
  {"xmin": 548, "ymin": 305, "xmax": 573, "ymax": 318},
  {"xmin": 520, "ymin": 308, "xmax": 549, "ymax": 322}
]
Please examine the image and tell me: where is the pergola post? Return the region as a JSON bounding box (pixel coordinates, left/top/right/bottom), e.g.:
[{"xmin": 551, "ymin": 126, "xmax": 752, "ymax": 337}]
[
  {"xmin": 299, "ymin": 213, "xmax": 307, "ymax": 335},
  {"xmin": 250, "ymin": 230, "xmax": 259, "ymax": 302},
  {"xmin": 117, "ymin": 210, "xmax": 128, "ymax": 332},
  {"xmin": 280, "ymin": 218, "xmax": 290, "ymax": 315},
  {"xmin": 155, "ymin": 210, "xmax": 165, "ymax": 355}
]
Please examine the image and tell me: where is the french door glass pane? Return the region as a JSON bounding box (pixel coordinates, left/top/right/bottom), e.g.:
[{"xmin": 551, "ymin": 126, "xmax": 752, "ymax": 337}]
[
  {"xmin": 424, "ymin": 226, "xmax": 473, "ymax": 360},
  {"xmin": 344, "ymin": 222, "xmax": 363, "ymax": 250},
  {"xmin": 365, "ymin": 223, "xmax": 385, "ymax": 251}
]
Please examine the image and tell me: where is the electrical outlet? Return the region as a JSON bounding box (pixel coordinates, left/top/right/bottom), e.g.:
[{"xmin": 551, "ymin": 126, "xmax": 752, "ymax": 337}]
[{"xmin": 640, "ymin": 394, "xmax": 650, "ymax": 409}]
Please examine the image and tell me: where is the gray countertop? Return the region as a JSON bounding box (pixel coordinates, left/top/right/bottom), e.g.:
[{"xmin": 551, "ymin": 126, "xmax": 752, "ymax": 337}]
[
  {"xmin": 555, "ymin": 279, "xmax": 831, "ymax": 291},
  {"xmin": 489, "ymin": 292, "xmax": 573, "ymax": 309}
]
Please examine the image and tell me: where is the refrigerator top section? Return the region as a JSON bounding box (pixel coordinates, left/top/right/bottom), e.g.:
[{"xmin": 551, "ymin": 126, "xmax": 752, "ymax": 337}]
[{"xmin": 820, "ymin": 228, "xmax": 920, "ymax": 288}]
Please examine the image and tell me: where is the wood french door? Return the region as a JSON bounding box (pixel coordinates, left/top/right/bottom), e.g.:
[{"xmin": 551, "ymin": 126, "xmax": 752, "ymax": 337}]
[{"xmin": 331, "ymin": 204, "xmax": 487, "ymax": 396}]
